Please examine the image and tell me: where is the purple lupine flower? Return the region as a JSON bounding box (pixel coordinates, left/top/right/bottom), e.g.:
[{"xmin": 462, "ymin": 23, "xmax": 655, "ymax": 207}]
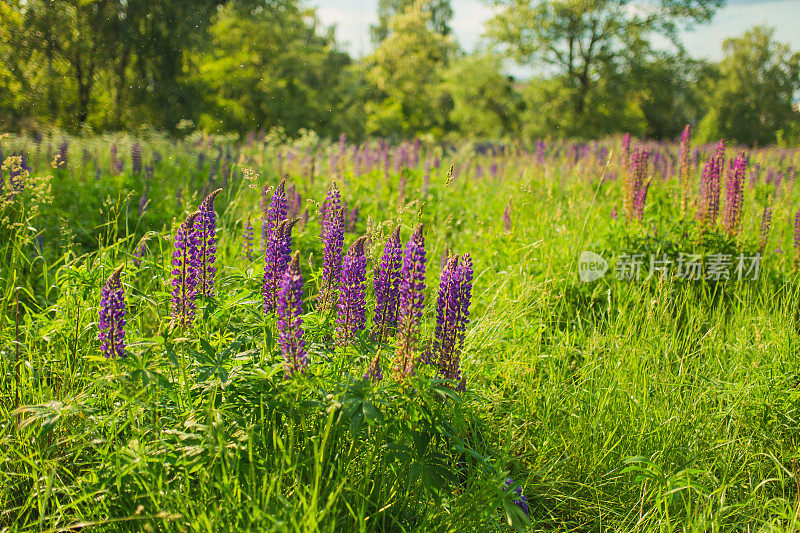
[
  {"xmin": 318, "ymin": 206, "xmax": 345, "ymax": 311},
  {"xmin": 430, "ymin": 254, "xmax": 473, "ymax": 389},
  {"xmin": 503, "ymin": 203, "xmax": 512, "ymax": 233},
  {"xmin": 364, "ymin": 352, "xmax": 384, "ymax": 382},
  {"xmin": 195, "ymin": 188, "xmax": 222, "ymax": 297},
  {"xmin": 722, "ymin": 152, "xmax": 746, "ymax": 237},
  {"xmin": 262, "ymin": 179, "xmax": 287, "ymax": 251},
  {"xmin": 264, "ymin": 218, "xmax": 299, "ymax": 312},
  {"xmin": 503, "ymin": 479, "xmax": 530, "ymax": 517},
  {"xmin": 336, "ymin": 236, "xmax": 368, "ymax": 345},
  {"xmin": 394, "ymin": 223, "xmax": 426, "ymax": 378},
  {"xmin": 171, "ymin": 211, "xmax": 200, "ymax": 328},
  {"xmin": 620, "ymin": 133, "xmax": 631, "ymax": 171},
  {"xmin": 625, "ymin": 148, "xmax": 650, "ymax": 222},
  {"xmin": 697, "ymin": 141, "xmax": 725, "ymax": 227},
  {"xmin": 679, "ymin": 125, "xmax": 691, "ymax": 219},
  {"xmin": 243, "ymin": 216, "xmax": 254, "ymax": 261},
  {"xmin": 278, "ymin": 251, "xmax": 307, "ymax": 376},
  {"xmin": 110, "ymin": 145, "xmax": 120, "ymax": 175},
  {"xmin": 98, "ymin": 265, "xmax": 126, "ymax": 358},
  {"xmin": 347, "ymin": 206, "xmax": 359, "ymax": 233},
  {"xmin": 321, "ymin": 181, "xmax": 341, "ymax": 237},
  {"xmin": 758, "ymin": 206, "xmax": 772, "ymax": 254},
  {"xmin": 794, "ymin": 209, "xmax": 800, "ymax": 271},
  {"xmin": 132, "ymin": 235, "xmax": 150, "ymax": 268},
  {"xmin": 58, "ymin": 140, "xmax": 68, "ymax": 167},
  {"xmin": 131, "ymin": 143, "xmax": 143, "ymax": 175},
  {"xmin": 372, "ymin": 226, "xmax": 403, "ymax": 343}
]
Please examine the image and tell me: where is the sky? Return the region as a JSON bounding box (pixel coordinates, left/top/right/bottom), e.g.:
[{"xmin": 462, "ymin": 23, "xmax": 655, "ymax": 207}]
[{"xmin": 312, "ymin": 0, "xmax": 800, "ymax": 74}]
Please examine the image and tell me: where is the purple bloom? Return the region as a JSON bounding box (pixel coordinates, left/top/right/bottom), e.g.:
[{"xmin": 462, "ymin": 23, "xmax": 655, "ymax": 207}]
[
  {"xmin": 679, "ymin": 124, "xmax": 691, "ymax": 219},
  {"xmin": 131, "ymin": 143, "xmax": 143, "ymax": 175},
  {"xmin": 278, "ymin": 251, "xmax": 308, "ymax": 376},
  {"xmin": 195, "ymin": 188, "xmax": 222, "ymax": 297},
  {"xmin": 336, "ymin": 236, "xmax": 368, "ymax": 345},
  {"xmin": 430, "ymin": 254, "xmax": 473, "ymax": 390},
  {"xmin": 794, "ymin": 208, "xmax": 800, "ymax": 271},
  {"xmin": 171, "ymin": 211, "xmax": 200, "ymax": 328},
  {"xmin": 364, "ymin": 352, "xmax": 383, "ymax": 382},
  {"xmin": 624, "ymin": 148, "xmax": 650, "ymax": 222},
  {"xmin": 264, "ymin": 218, "xmax": 299, "ymax": 313},
  {"xmin": 620, "ymin": 133, "xmax": 631, "ymax": 170},
  {"xmin": 697, "ymin": 140, "xmax": 725, "ymax": 227},
  {"xmin": 58, "ymin": 141, "xmax": 68, "ymax": 167},
  {"xmin": 263, "ymin": 179, "xmax": 287, "ymax": 252},
  {"xmin": 394, "ymin": 223, "xmax": 426, "ymax": 378},
  {"xmin": 132, "ymin": 235, "xmax": 150, "ymax": 268},
  {"xmin": 318, "ymin": 205, "xmax": 345, "ymax": 312},
  {"xmin": 98, "ymin": 266, "xmax": 126, "ymax": 358},
  {"xmin": 758, "ymin": 206, "xmax": 772, "ymax": 254},
  {"xmin": 372, "ymin": 226, "xmax": 403, "ymax": 343},
  {"xmin": 321, "ymin": 182, "xmax": 342, "ymax": 237},
  {"xmin": 503, "ymin": 478, "xmax": 530, "ymax": 517},
  {"xmin": 503, "ymin": 203, "xmax": 512, "ymax": 233},
  {"xmin": 722, "ymin": 152, "xmax": 746, "ymax": 237},
  {"xmin": 243, "ymin": 216, "xmax": 254, "ymax": 261}
]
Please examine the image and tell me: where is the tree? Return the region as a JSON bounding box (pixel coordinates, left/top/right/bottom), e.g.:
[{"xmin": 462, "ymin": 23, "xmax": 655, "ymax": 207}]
[
  {"xmin": 364, "ymin": 0, "xmax": 454, "ymax": 138},
  {"xmin": 697, "ymin": 25, "xmax": 800, "ymax": 146},
  {"xmin": 485, "ymin": 0, "xmax": 722, "ymax": 135},
  {"xmin": 371, "ymin": 0, "xmax": 453, "ymax": 43}
]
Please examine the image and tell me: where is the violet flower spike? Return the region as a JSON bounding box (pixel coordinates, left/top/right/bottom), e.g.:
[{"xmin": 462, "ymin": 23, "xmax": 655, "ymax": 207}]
[
  {"xmin": 372, "ymin": 226, "xmax": 403, "ymax": 343},
  {"xmin": 278, "ymin": 251, "xmax": 308, "ymax": 376},
  {"xmin": 758, "ymin": 205, "xmax": 772, "ymax": 254},
  {"xmin": 318, "ymin": 206, "xmax": 344, "ymax": 312},
  {"xmin": 243, "ymin": 216, "xmax": 254, "ymax": 262},
  {"xmin": 171, "ymin": 211, "xmax": 200, "ymax": 328},
  {"xmin": 722, "ymin": 152, "xmax": 746, "ymax": 237},
  {"xmin": 320, "ymin": 181, "xmax": 341, "ymax": 237},
  {"xmin": 195, "ymin": 188, "xmax": 222, "ymax": 297},
  {"xmin": 503, "ymin": 478, "xmax": 530, "ymax": 517},
  {"xmin": 394, "ymin": 223, "xmax": 426, "ymax": 379},
  {"xmin": 336, "ymin": 236, "xmax": 368, "ymax": 345},
  {"xmin": 264, "ymin": 218, "xmax": 299, "ymax": 313},
  {"xmin": 99, "ymin": 265, "xmax": 126, "ymax": 358},
  {"xmin": 679, "ymin": 124, "xmax": 691, "ymax": 219},
  {"xmin": 430, "ymin": 254, "xmax": 473, "ymax": 389},
  {"xmin": 263, "ymin": 178, "xmax": 287, "ymax": 251}
]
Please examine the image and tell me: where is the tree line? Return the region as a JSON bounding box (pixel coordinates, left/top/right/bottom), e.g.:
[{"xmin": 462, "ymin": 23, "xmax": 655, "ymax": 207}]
[{"xmin": 1, "ymin": 0, "xmax": 798, "ymax": 145}]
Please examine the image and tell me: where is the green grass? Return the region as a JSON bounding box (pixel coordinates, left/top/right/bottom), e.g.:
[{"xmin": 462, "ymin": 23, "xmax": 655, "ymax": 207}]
[{"xmin": 1, "ymin": 132, "xmax": 800, "ymax": 531}]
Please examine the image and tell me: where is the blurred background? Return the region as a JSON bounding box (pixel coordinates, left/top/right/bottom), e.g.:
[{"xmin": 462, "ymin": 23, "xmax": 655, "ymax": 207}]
[{"xmin": 1, "ymin": 0, "xmax": 798, "ymax": 145}]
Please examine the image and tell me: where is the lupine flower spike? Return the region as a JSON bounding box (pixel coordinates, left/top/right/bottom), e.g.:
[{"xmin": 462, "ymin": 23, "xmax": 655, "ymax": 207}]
[
  {"xmin": 243, "ymin": 216, "xmax": 254, "ymax": 261},
  {"xmin": 372, "ymin": 226, "xmax": 403, "ymax": 343},
  {"xmin": 698, "ymin": 140, "xmax": 725, "ymax": 227},
  {"xmin": 679, "ymin": 124, "xmax": 691, "ymax": 219},
  {"xmin": 758, "ymin": 206, "xmax": 772, "ymax": 254},
  {"xmin": 171, "ymin": 211, "xmax": 200, "ymax": 328},
  {"xmin": 318, "ymin": 206, "xmax": 344, "ymax": 311},
  {"xmin": 503, "ymin": 478, "xmax": 530, "ymax": 517},
  {"xmin": 336, "ymin": 236, "xmax": 368, "ymax": 345},
  {"xmin": 794, "ymin": 209, "xmax": 800, "ymax": 271},
  {"xmin": 263, "ymin": 178, "xmax": 287, "ymax": 251},
  {"xmin": 394, "ymin": 223, "xmax": 426, "ymax": 379},
  {"xmin": 264, "ymin": 218, "xmax": 300, "ymax": 313},
  {"xmin": 722, "ymin": 152, "xmax": 746, "ymax": 238},
  {"xmin": 99, "ymin": 265, "xmax": 126, "ymax": 358},
  {"xmin": 430, "ymin": 254, "xmax": 473, "ymax": 390},
  {"xmin": 278, "ymin": 251, "xmax": 308, "ymax": 376},
  {"xmin": 195, "ymin": 188, "xmax": 222, "ymax": 297}
]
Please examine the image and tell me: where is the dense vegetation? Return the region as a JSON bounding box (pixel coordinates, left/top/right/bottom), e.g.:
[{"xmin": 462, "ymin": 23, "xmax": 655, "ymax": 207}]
[
  {"xmin": 1, "ymin": 0, "xmax": 799, "ymax": 145},
  {"xmin": 1, "ymin": 127, "xmax": 800, "ymax": 530}
]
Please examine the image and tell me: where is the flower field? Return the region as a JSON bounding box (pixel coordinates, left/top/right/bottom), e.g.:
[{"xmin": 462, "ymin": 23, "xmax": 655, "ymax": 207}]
[{"xmin": 2, "ymin": 129, "xmax": 800, "ymax": 530}]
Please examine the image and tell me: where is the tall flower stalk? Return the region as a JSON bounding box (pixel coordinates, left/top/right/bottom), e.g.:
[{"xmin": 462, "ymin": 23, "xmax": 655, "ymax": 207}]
[
  {"xmin": 278, "ymin": 251, "xmax": 308, "ymax": 376},
  {"xmin": 624, "ymin": 148, "xmax": 650, "ymax": 222},
  {"xmin": 336, "ymin": 236, "xmax": 368, "ymax": 345},
  {"xmin": 679, "ymin": 124, "xmax": 691, "ymax": 219},
  {"xmin": 243, "ymin": 216, "xmax": 254, "ymax": 261},
  {"xmin": 264, "ymin": 218, "xmax": 299, "ymax": 313},
  {"xmin": 722, "ymin": 152, "xmax": 746, "ymax": 237},
  {"xmin": 263, "ymin": 179, "xmax": 287, "ymax": 251},
  {"xmin": 697, "ymin": 140, "xmax": 726, "ymax": 227},
  {"xmin": 394, "ymin": 223, "xmax": 426, "ymax": 379},
  {"xmin": 758, "ymin": 205, "xmax": 772, "ymax": 254},
  {"xmin": 195, "ymin": 188, "xmax": 222, "ymax": 297},
  {"xmin": 372, "ymin": 226, "xmax": 403, "ymax": 343},
  {"xmin": 318, "ymin": 205, "xmax": 344, "ymax": 311},
  {"xmin": 171, "ymin": 211, "xmax": 200, "ymax": 328},
  {"xmin": 99, "ymin": 265, "xmax": 126, "ymax": 358},
  {"xmin": 430, "ymin": 254, "xmax": 473, "ymax": 390}
]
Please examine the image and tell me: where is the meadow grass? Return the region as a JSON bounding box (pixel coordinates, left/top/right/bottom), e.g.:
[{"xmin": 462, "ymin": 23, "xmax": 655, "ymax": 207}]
[{"xmin": 1, "ymin": 132, "xmax": 799, "ymax": 531}]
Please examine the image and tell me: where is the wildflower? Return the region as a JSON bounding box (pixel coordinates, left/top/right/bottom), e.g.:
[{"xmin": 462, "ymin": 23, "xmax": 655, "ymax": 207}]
[
  {"xmin": 58, "ymin": 141, "xmax": 68, "ymax": 167},
  {"xmin": 131, "ymin": 143, "xmax": 143, "ymax": 175},
  {"xmin": 620, "ymin": 133, "xmax": 631, "ymax": 171},
  {"xmin": 372, "ymin": 226, "xmax": 403, "ymax": 343},
  {"xmin": 722, "ymin": 152, "xmax": 746, "ymax": 237},
  {"xmin": 624, "ymin": 148, "xmax": 650, "ymax": 222},
  {"xmin": 264, "ymin": 218, "xmax": 299, "ymax": 313},
  {"xmin": 430, "ymin": 254, "xmax": 473, "ymax": 389},
  {"xmin": 758, "ymin": 206, "xmax": 772, "ymax": 254},
  {"xmin": 503, "ymin": 203, "xmax": 512, "ymax": 233},
  {"xmin": 794, "ymin": 208, "xmax": 800, "ymax": 271},
  {"xmin": 263, "ymin": 179, "xmax": 287, "ymax": 251},
  {"xmin": 697, "ymin": 140, "xmax": 725, "ymax": 227},
  {"xmin": 243, "ymin": 216, "xmax": 254, "ymax": 261},
  {"xmin": 394, "ymin": 223, "xmax": 426, "ymax": 378},
  {"xmin": 364, "ymin": 352, "xmax": 383, "ymax": 382},
  {"xmin": 321, "ymin": 181, "xmax": 341, "ymax": 236},
  {"xmin": 278, "ymin": 251, "xmax": 307, "ymax": 376},
  {"xmin": 679, "ymin": 125, "xmax": 691, "ymax": 219},
  {"xmin": 195, "ymin": 188, "xmax": 222, "ymax": 297},
  {"xmin": 99, "ymin": 265, "xmax": 126, "ymax": 358},
  {"xmin": 171, "ymin": 211, "xmax": 200, "ymax": 328},
  {"xmin": 132, "ymin": 235, "xmax": 150, "ymax": 268},
  {"xmin": 336, "ymin": 236, "xmax": 368, "ymax": 345},
  {"xmin": 318, "ymin": 206, "xmax": 344, "ymax": 312},
  {"xmin": 503, "ymin": 478, "xmax": 530, "ymax": 517}
]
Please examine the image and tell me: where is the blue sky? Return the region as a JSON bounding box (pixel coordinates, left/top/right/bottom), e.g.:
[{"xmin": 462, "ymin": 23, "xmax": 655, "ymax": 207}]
[{"xmin": 312, "ymin": 0, "xmax": 800, "ymax": 72}]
